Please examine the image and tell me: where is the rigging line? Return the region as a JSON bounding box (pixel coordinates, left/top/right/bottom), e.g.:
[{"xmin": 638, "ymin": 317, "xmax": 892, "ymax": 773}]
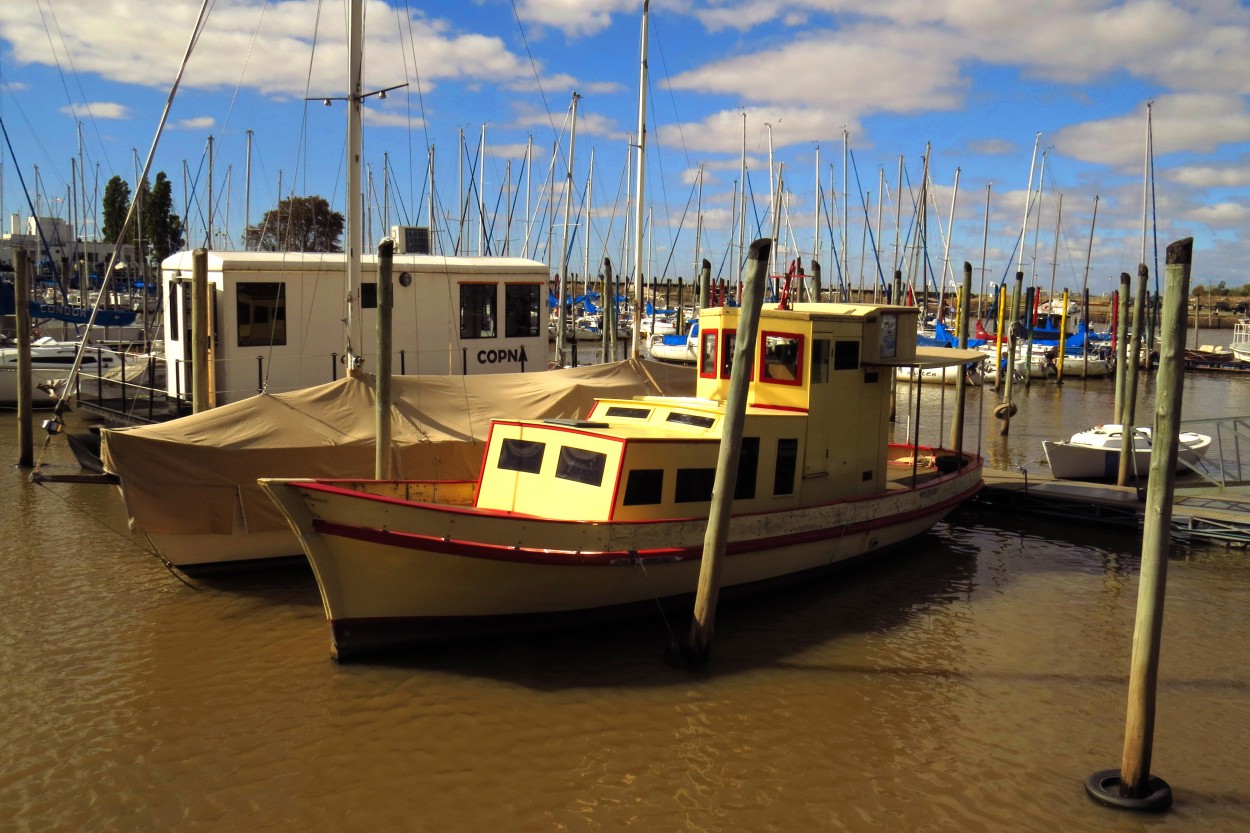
[
  {"xmin": 32, "ymin": 0, "xmax": 217, "ymax": 474},
  {"xmin": 509, "ymin": 0, "xmax": 559, "ymax": 139},
  {"xmin": 399, "ymin": 1, "xmax": 433, "ymax": 216},
  {"xmin": 848, "ymin": 150, "xmax": 888, "ymax": 292},
  {"xmin": 211, "ymin": 0, "xmax": 273, "ymax": 172},
  {"xmin": 35, "ymin": 0, "xmax": 118, "ymax": 175},
  {"xmin": 647, "ymin": 10, "xmax": 692, "ymax": 170}
]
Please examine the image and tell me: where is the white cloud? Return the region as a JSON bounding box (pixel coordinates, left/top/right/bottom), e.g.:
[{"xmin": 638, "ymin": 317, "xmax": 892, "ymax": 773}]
[
  {"xmin": 362, "ymin": 109, "xmax": 423, "ymax": 129},
  {"xmin": 1054, "ymin": 94, "xmax": 1250, "ymax": 169},
  {"xmin": 1187, "ymin": 201, "xmax": 1250, "ymax": 228},
  {"xmin": 1167, "ymin": 164, "xmax": 1250, "ymax": 188},
  {"xmin": 59, "ymin": 101, "xmax": 130, "ymax": 120},
  {"xmin": 174, "ymin": 116, "xmax": 216, "ymax": 130},
  {"xmin": 513, "ymin": 0, "xmax": 637, "ymax": 38}
]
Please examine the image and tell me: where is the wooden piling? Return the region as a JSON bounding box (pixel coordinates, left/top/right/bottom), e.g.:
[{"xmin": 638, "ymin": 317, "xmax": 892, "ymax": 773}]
[
  {"xmin": 375, "ymin": 238, "xmax": 394, "ymax": 479},
  {"xmin": 683, "ymin": 237, "xmax": 770, "ymax": 665},
  {"xmin": 15, "ymin": 249, "xmax": 33, "ymax": 468},
  {"xmin": 1117, "ymin": 264, "xmax": 1149, "ymax": 487},
  {"xmin": 950, "ymin": 262, "xmax": 972, "ymax": 454},
  {"xmin": 998, "ymin": 271, "xmax": 1024, "ymax": 435},
  {"xmin": 1085, "ymin": 238, "xmax": 1189, "ymax": 812},
  {"xmin": 191, "ymin": 248, "xmax": 211, "ymax": 413}
]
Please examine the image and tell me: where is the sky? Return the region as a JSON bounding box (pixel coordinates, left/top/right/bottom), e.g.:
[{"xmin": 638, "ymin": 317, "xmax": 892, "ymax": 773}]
[{"xmin": 2, "ymin": 0, "xmax": 1250, "ymax": 299}]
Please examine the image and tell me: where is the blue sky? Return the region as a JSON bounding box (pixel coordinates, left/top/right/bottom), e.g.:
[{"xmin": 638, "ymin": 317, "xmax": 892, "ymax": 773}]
[{"xmin": 3, "ymin": 0, "xmax": 1250, "ymax": 298}]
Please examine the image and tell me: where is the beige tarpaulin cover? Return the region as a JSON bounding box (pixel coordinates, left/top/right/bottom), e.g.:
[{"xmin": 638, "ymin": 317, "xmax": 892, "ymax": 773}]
[{"xmin": 101, "ymin": 359, "xmax": 695, "ymax": 537}]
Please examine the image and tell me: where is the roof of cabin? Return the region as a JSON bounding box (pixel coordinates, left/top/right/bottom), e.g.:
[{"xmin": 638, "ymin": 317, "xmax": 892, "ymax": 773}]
[{"xmin": 160, "ymin": 250, "xmax": 550, "ymax": 275}]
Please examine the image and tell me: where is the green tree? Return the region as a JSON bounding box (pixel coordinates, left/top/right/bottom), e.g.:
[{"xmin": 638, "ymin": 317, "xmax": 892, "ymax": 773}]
[
  {"xmin": 243, "ymin": 195, "xmax": 344, "ymax": 252},
  {"xmin": 101, "ymin": 175, "xmax": 132, "ymax": 244},
  {"xmin": 141, "ymin": 171, "xmax": 185, "ymax": 266}
]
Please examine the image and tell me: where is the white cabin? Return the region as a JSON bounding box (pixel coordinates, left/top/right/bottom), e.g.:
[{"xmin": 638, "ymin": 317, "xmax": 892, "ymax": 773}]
[{"xmin": 160, "ymin": 250, "xmax": 550, "ymax": 405}]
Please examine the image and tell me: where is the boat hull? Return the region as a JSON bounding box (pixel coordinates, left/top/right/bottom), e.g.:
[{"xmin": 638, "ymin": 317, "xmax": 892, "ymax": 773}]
[
  {"xmin": 261, "ymin": 460, "xmax": 982, "ymax": 659},
  {"xmin": 1042, "ymin": 428, "xmax": 1210, "ymax": 480}
]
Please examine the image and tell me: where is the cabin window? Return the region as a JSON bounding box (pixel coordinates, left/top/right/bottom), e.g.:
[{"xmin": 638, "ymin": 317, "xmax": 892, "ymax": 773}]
[
  {"xmin": 498, "ymin": 438, "xmax": 545, "ymax": 474},
  {"xmin": 360, "ymin": 282, "xmax": 377, "ymax": 309},
  {"xmin": 555, "ymin": 447, "xmax": 607, "ymax": 486},
  {"xmin": 236, "ymin": 282, "xmax": 287, "ymax": 347},
  {"xmin": 811, "ymin": 339, "xmax": 830, "ymax": 383},
  {"xmin": 459, "ymin": 283, "xmax": 498, "ymax": 339},
  {"xmin": 169, "ymin": 283, "xmax": 181, "ymax": 342},
  {"xmin": 699, "ymin": 330, "xmax": 718, "ymax": 378},
  {"xmin": 666, "ymin": 412, "xmax": 715, "ymax": 429},
  {"xmin": 735, "ymin": 437, "xmax": 759, "ymax": 500},
  {"xmin": 622, "ymin": 469, "xmax": 664, "ymax": 505},
  {"xmin": 505, "ymin": 284, "xmax": 541, "ymax": 337},
  {"xmin": 761, "ymin": 332, "xmax": 803, "ymax": 385},
  {"xmin": 720, "ymin": 330, "xmax": 736, "ymax": 378},
  {"xmin": 605, "ymin": 406, "xmax": 651, "ymax": 419},
  {"xmin": 675, "ymin": 468, "xmax": 716, "ymax": 503},
  {"xmin": 834, "ymin": 340, "xmax": 860, "ymax": 370},
  {"xmin": 773, "ymin": 438, "xmax": 798, "ymax": 496},
  {"xmin": 880, "ymin": 313, "xmax": 899, "ymax": 358}
]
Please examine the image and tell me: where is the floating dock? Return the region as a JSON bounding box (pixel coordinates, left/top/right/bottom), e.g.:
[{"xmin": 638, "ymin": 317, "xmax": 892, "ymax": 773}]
[{"xmin": 976, "ymin": 466, "xmax": 1250, "ymax": 546}]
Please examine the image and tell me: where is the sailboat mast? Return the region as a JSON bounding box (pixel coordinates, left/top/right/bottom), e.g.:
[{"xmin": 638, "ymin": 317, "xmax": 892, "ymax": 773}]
[
  {"xmin": 555, "ymin": 92, "xmax": 579, "ymax": 364},
  {"xmin": 344, "ymin": 0, "xmax": 364, "ymax": 367},
  {"xmin": 630, "ymin": 0, "xmax": 649, "ymax": 359},
  {"xmin": 244, "ymin": 129, "xmax": 252, "ymax": 250}
]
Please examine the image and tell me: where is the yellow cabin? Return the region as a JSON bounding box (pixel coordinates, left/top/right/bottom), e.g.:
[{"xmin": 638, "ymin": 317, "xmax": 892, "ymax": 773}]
[{"xmin": 473, "ymin": 302, "xmax": 922, "ymax": 522}]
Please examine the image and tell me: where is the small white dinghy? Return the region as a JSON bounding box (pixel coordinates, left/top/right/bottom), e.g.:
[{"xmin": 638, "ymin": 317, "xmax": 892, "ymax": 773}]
[{"xmin": 1042, "ymin": 423, "xmax": 1211, "ymax": 481}]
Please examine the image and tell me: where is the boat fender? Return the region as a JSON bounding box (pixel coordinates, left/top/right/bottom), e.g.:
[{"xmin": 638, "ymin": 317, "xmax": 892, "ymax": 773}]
[{"xmin": 993, "ymin": 402, "xmax": 1017, "ymax": 420}]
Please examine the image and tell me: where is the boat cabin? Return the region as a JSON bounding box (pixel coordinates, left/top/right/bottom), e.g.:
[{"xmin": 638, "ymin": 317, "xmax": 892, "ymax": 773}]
[
  {"xmin": 159, "ymin": 250, "xmax": 551, "ymax": 405},
  {"xmin": 474, "ymin": 302, "xmax": 923, "ymax": 522}
]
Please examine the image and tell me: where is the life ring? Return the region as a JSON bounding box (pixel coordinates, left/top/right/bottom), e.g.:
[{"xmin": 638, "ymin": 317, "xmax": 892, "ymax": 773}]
[{"xmin": 993, "ymin": 402, "xmax": 1017, "ymax": 420}]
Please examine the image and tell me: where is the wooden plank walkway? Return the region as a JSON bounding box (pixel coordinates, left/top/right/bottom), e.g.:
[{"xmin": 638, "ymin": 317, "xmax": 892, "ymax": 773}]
[{"xmin": 976, "ymin": 466, "xmax": 1250, "ymax": 546}]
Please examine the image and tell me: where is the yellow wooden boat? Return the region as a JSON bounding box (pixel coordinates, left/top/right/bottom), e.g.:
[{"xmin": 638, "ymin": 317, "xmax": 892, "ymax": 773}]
[{"xmin": 262, "ymin": 300, "xmax": 984, "ymax": 659}]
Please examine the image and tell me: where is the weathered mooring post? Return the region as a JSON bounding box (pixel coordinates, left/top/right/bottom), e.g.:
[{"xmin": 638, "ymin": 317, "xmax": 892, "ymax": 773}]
[
  {"xmin": 15, "ymin": 249, "xmax": 34, "ymax": 468},
  {"xmin": 682, "ymin": 237, "xmax": 769, "ymax": 665},
  {"xmin": 191, "ymin": 248, "xmax": 211, "ymax": 413},
  {"xmin": 375, "ymin": 238, "xmax": 394, "ymax": 479},
  {"xmin": 997, "ymin": 271, "xmax": 1024, "ymax": 434},
  {"xmin": 1113, "ymin": 273, "xmax": 1131, "ymax": 424},
  {"xmin": 1117, "ymin": 263, "xmax": 1149, "ymax": 487},
  {"xmin": 1086, "ymin": 238, "xmax": 1190, "ymax": 812},
  {"xmin": 949, "ymin": 262, "xmax": 972, "ymax": 454}
]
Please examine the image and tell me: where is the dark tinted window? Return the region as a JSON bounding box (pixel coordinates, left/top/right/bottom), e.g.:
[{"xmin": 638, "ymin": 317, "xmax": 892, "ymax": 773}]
[
  {"xmin": 498, "ymin": 438, "xmax": 544, "ymax": 473},
  {"xmin": 622, "ymin": 469, "xmax": 663, "ymax": 505}
]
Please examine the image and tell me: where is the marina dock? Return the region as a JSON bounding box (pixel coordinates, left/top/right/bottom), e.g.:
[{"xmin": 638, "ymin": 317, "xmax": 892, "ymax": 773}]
[{"xmin": 977, "ymin": 465, "xmax": 1250, "ymax": 546}]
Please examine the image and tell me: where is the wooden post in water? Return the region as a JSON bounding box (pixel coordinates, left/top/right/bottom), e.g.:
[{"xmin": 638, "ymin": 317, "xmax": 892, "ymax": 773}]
[
  {"xmin": 997, "ymin": 271, "xmax": 1024, "ymax": 434},
  {"xmin": 810, "ymin": 260, "xmax": 822, "ymax": 303},
  {"xmin": 682, "ymin": 237, "xmax": 769, "ymax": 665},
  {"xmin": 1113, "ymin": 273, "xmax": 1131, "ymax": 425},
  {"xmin": 992, "ymin": 283, "xmax": 1007, "ymax": 393},
  {"xmin": 698, "ymin": 258, "xmax": 711, "ymax": 312},
  {"xmin": 191, "ymin": 248, "xmax": 211, "ymax": 413},
  {"xmin": 375, "ymin": 238, "xmax": 394, "ymax": 479},
  {"xmin": 1117, "ymin": 264, "xmax": 1149, "ymax": 487},
  {"xmin": 15, "ymin": 249, "xmax": 34, "ymax": 468},
  {"xmin": 1056, "ymin": 288, "xmax": 1069, "ymax": 383},
  {"xmin": 1086, "ymin": 238, "xmax": 1189, "ymax": 812},
  {"xmin": 1023, "ymin": 286, "xmax": 1036, "ymax": 388},
  {"xmin": 950, "ymin": 262, "xmax": 972, "ymax": 454}
]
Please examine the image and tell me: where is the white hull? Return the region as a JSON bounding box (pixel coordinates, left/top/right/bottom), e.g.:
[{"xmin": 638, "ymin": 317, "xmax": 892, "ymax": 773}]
[
  {"xmin": 895, "ymin": 363, "xmax": 982, "ymax": 385},
  {"xmin": 981, "ymin": 349, "xmax": 1112, "ymax": 381},
  {"xmin": 262, "ymin": 459, "xmax": 982, "ymax": 658},
  {"xmin": 0, "ymin": 340, "xmax": 123, "ymax": 404},
  {"xmin": 1042, "ymin": 424, "xmax": 1211, "ymax": 480},
  {"xmin": 1232, "ymin": 321, "xmax": 1250, "ymax": 363}
]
